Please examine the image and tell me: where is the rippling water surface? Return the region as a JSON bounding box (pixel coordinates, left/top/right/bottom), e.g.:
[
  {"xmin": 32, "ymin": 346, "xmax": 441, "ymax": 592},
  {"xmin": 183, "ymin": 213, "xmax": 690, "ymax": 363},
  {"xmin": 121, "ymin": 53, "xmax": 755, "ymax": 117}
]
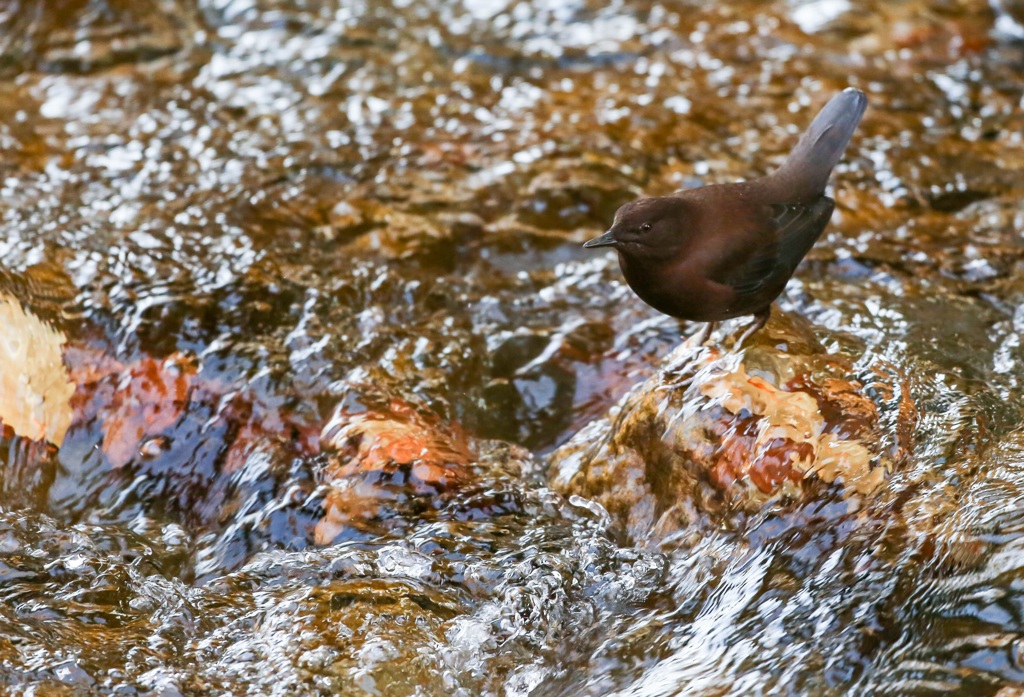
[{"xmin": 3, "ymin": 0, "xmax": 1024, "ymax": 694}]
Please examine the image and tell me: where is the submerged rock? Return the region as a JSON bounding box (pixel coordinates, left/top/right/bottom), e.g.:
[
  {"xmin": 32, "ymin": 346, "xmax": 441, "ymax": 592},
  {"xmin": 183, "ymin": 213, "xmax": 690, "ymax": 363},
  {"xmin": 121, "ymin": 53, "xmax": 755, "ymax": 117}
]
[
  {"xmin": 549, "ymin": 313, "xmax": 916, "ymax": 546},
  {"xmin": 0, "ymin": 0, "xmax": 190, "ymax": 74},
  {"xmin": 316, "ymin": 399, "xmax": 480, "ymax": 544}
]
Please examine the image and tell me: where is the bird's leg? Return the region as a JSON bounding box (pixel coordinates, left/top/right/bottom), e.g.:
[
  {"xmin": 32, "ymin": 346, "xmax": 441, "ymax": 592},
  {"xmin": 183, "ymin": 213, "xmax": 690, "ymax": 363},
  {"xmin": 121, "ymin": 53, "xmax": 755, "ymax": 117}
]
[
  {"xmin": 692, "ymin": 321, "xmax": 716, "ymax": 346},
  {"xmin": 734, "ymin": 307, "xmax": 771, "ymax": 350}
]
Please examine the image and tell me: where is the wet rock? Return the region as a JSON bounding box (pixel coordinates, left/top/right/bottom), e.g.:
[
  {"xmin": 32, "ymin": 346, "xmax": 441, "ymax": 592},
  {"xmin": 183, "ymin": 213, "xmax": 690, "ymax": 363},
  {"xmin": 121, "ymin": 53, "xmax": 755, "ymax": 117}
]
[
  {"xmin": 514, "ymin": 159, "xmax": 636, "ymax": 231},
  {"xmin": 345, "ymin": 208, "xmax": 455, "ymax": 262},
  {"xmin": 826, "ymin": 0, "xmax": 996, "ymax": 57},
  {"xmin": 64, "ymin": 346, "xmax": 321, "ymax": 473},
  {"xmin": 243, "ymin": 175, "xmax": 462, "ymax": 262},
  {"xmin": 316, "ymin": 399, "xmax": 478, "ymax": 543},
  {"xmin": 549, "ymin": 313, "xmax": 916, "ymax": 546},
  {"xmin": 54, "ymin": 345, "xmax": 321, "ymax": 537},
  {"xmin": 0, "ymin": 0, "xmax": 191, "ymax": 74},
  {"xmin": 89, "ymin": 352, "xmax": 198, "ymax": 469}
]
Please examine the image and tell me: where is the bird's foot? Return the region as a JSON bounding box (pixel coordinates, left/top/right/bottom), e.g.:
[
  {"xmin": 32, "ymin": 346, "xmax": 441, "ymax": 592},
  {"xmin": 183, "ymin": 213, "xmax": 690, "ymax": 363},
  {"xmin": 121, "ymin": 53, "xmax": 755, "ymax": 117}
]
[
  {"xmin": 690, "ymin": 321, "xmax": 716, "ymax": 347},
  {"xmin": 733, "ymin": 309, "xmax": 770, "ymax": 350}
]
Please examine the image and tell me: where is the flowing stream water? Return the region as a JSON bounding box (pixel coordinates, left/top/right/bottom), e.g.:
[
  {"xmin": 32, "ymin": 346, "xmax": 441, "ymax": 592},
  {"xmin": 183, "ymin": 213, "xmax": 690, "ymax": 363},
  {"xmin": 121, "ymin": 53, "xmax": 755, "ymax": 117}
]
[{"xmin": 2, "ymin": 0, "xmax": 1024, "ymax": 695}]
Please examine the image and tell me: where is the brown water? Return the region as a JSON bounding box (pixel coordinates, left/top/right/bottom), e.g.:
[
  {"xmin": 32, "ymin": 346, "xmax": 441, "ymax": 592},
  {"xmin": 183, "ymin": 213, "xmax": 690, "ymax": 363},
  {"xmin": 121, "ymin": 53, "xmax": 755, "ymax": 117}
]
[{"xmin": 2, "ymin": 0, "xmax": 1024, "ymax": 694}]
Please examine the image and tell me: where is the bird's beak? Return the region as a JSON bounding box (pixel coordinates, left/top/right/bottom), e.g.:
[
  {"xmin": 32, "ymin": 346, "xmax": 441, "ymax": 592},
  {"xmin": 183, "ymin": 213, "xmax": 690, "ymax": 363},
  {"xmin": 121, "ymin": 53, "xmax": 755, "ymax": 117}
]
[{"xmin": 583, "ymin": 231, "xmax": 617, "ymax": 248}]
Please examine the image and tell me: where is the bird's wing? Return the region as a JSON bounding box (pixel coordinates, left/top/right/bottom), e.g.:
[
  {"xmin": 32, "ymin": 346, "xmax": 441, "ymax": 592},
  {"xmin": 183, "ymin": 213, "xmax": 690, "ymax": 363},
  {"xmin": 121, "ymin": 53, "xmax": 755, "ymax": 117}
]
[{"xmin": 715, "ymin": 197, "xmax": 835, "ymax": 298}]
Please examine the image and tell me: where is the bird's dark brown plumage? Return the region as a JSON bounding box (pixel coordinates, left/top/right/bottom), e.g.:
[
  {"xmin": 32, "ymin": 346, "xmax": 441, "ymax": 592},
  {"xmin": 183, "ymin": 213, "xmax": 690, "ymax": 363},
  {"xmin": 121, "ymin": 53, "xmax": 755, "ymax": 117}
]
[{"xmin": 584, "ymin": 88, "xmax": 867, "ymax": 343}]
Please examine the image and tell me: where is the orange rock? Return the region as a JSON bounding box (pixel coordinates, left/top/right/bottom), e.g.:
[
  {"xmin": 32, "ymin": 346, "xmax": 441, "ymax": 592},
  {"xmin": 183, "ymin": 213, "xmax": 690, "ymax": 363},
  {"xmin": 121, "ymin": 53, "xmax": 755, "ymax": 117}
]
[
  {"xmin": 95, "ymin": 353, "xmax": 198, "ymax": 468},
  {"xmin": 315, "ymin": 400, "xmax": 476, "ymax": 543},
  {"xmin": 550, "ymin": 313, "xmax": 916, "ymax": 545},
  {"xmin": 700, "ymin": 362, "xmax": 879, "ymax": 496}
]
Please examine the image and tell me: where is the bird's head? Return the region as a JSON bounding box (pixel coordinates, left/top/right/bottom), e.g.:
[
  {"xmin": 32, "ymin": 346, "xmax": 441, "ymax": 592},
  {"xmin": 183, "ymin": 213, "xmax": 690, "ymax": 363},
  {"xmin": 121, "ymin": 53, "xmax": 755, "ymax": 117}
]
[{"xmin": 583, "ymin": 196, "xmax": 690, "ymax": 259}]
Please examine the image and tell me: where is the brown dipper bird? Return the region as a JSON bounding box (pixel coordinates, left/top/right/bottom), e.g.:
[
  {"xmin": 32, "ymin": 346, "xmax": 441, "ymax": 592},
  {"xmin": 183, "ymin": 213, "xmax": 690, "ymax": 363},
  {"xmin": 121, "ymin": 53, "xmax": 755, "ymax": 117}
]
[{"xmin": 584, "ymin": 88, "xmax": 867, "ymax": 345}]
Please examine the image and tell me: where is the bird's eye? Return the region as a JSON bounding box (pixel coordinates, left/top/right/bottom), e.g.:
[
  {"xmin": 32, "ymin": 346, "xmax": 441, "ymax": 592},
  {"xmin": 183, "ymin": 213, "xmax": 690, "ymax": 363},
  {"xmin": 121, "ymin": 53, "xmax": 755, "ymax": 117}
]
[{"xmin": 640, "ymin": 223, "xmax": 652, "ymax": 232}]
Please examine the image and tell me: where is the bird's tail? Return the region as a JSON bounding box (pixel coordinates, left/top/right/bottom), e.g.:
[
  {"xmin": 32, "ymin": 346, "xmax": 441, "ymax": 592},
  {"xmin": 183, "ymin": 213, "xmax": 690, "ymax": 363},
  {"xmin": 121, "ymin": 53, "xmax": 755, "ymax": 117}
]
[{"xmin": 773, "ymin": 88, "xmax": 867, "ymax": 202}]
